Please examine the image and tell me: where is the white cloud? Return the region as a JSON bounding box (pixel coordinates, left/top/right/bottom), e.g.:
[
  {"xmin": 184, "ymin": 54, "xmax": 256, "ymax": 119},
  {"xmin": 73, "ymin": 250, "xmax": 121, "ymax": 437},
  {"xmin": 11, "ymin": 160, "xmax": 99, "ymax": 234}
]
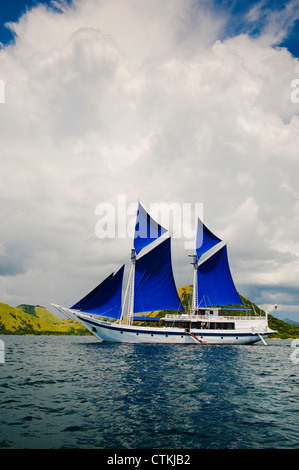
[
  {"xmin": 245, "ymin": 0, "xmax": 299, "ymax": 45},
  {"xmin": 0, "ymin": 0, "xmax": 299, "ymax": 316}
]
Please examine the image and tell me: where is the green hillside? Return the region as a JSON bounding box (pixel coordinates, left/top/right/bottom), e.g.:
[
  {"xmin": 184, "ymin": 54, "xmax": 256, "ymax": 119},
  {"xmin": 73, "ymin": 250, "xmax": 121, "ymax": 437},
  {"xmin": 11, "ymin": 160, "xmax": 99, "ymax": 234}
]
[
  {"xmin": 0, "ymin": 303, "xmax": 91, "ymax": 335},
  {"xmin": 266, "ymin": 315, "xmax": 299, "ymax": 339}
]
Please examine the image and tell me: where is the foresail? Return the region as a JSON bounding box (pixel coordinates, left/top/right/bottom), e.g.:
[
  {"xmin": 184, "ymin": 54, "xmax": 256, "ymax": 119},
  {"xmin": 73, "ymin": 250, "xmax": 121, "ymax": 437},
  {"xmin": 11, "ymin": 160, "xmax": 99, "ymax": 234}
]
[
  {"xmin": 134, "ymin": 202, "xmax": 168, "ymax": 255},
  {"xmin": 71, "ymin": 265, "xmax": 125, "ymax": 319},
  {"xmin": 197, "ymin": 245, "xmax": 242, "ymax": 307},
  {"xmin": 196, "ymin": 218, "xmax": 222, "ymax": 258},
  {"xmin": 134, "ymin": 237, "xmax": 183, "ymax": 313},
  {"xmin": 71, "ymin": 273, "xmax": 114, "ymax": 310}
]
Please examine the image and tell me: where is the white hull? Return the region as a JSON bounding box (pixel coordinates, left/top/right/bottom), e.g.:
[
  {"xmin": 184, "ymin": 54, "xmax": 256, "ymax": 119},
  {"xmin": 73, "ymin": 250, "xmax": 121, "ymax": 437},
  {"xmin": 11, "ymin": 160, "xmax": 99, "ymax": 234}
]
[{"xmin": 75, "ymin": 313, "xmax": 273, "ymax": 345}]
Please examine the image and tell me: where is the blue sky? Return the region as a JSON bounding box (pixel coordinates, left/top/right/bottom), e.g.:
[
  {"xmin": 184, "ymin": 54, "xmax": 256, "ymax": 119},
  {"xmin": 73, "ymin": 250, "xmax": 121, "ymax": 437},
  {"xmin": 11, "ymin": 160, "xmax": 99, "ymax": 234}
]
[
  {"xmin": 0, "ymin": 1, "xmax": 46, "ymax": 44},
  {"xmin": 1, "ymin": 0, "xmax": 298, "ymax": 57},
  {"xmin": 0, "ymin": 0, "xmax": 68, "ymax": 44},
  {"xmin": 216, "ymin": 0, "xmax": 299, "ymax": 58}
]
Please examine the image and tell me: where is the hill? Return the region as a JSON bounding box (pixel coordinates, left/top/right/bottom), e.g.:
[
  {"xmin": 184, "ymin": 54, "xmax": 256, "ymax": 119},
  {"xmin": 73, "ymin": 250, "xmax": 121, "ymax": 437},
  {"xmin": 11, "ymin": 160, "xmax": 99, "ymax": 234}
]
[
  {"xmin": 0, "ymin": 303, "xmax": 91, "ymax": 335},
  {"xmin": 283, "ymin": 318, "xmax": 299, "ymax": 328},
  {"xmin": 266, "ymin": 315, "xmax": 299, "ymax": 339}
]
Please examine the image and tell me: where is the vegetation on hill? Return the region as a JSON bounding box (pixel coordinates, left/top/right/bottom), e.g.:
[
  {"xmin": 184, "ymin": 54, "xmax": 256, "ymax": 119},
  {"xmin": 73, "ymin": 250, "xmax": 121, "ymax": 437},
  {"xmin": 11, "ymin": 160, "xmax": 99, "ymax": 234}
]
[
  {"xmin": 0, "ymin": 303, "xmax": 91, "ymax": 335},
  {"xmin": 267, "ymin": 315, "xmax": 299, "ymax": 339}
]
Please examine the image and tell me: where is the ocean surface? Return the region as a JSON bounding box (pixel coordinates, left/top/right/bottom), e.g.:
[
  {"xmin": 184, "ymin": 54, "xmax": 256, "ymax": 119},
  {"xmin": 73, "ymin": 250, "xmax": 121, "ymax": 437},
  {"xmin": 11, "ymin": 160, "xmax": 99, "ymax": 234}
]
[{"xmin": 0, "ymin": 335, "xmax": 298, "ymax": 449}]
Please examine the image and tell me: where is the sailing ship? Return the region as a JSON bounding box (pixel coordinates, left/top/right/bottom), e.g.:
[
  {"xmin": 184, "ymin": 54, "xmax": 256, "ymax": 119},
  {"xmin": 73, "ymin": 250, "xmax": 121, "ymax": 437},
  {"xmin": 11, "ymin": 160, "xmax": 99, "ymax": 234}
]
[{"xmin": 52, "ymin": 202, "xmax": 277, "ymax": 345}]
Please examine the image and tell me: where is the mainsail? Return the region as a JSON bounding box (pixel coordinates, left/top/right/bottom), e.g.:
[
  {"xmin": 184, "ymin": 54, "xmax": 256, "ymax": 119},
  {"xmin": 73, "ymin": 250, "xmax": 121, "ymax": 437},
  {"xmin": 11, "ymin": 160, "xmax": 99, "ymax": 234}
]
[
  {"xmin": 134, "ymin": 237, "xmax": 183, "ymax": 313},
  {"xmin": 71, "ymin": 265, "xmax": 124, "ymax": 319}
]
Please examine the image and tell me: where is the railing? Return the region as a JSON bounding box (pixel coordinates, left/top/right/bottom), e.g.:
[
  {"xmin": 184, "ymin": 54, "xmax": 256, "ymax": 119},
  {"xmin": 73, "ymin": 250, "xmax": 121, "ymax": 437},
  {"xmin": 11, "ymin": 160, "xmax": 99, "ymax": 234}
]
[{"xmin": 164, "ymin": 314, "xmax": 266, "ymax": 321}]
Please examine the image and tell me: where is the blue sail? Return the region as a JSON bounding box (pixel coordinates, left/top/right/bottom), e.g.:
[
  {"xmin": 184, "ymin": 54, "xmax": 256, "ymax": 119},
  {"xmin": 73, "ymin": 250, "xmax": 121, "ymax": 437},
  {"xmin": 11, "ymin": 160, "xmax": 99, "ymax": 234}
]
[
  {"xmin": 196, "ymin": 218, "xmax": 222, "ymax": 258},
  {"xmin": 134, "ymin": 202, "xmax": 168, "ymax": 255},
  {"xmin": 197, "ymin": 245, "xmax": 242, "ymax": 307},
  {"xmin": 71, "ymin": 265, "xmax": 124, "ymax": 319},
  {"xmin": 71, "ymin": 273, "xmax": 114, "ymax": 310},
  {"xmin": 134, "ymin": 237, "xmax": 183, "ymax": 313}
]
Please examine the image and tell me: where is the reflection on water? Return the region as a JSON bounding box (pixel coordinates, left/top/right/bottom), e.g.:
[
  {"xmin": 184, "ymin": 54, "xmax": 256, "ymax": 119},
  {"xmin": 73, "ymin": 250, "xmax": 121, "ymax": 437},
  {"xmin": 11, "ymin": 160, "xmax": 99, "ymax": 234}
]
[{"xmin": 0, "ymin": 336, "xmax": 298, "ymax": 449}]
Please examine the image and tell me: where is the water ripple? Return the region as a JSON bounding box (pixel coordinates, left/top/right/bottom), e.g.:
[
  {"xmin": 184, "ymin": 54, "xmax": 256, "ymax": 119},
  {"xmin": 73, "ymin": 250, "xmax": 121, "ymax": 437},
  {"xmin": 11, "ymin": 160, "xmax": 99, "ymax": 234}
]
[{"xmin": 0, "ymin": 336, "xmax": 298, "ymax": 449}]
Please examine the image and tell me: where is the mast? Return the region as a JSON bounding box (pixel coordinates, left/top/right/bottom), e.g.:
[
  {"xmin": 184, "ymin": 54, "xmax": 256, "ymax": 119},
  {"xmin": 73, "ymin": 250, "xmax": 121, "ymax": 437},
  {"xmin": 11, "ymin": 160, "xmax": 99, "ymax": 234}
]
[
  {"xmin": 189, "ymin": 254, "xmax": 198, "ymax": 315},
  {"xmin": 127, "ymin": 248, "xmax": 136, "ymax": 326}
]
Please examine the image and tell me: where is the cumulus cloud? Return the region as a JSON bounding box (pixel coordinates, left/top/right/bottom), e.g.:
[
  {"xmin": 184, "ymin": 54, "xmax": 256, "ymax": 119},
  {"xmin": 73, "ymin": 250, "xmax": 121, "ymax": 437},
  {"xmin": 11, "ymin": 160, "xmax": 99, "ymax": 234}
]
[{"xmin": 0, "ymin": 0, "xmax": 299, "ymax": 318}]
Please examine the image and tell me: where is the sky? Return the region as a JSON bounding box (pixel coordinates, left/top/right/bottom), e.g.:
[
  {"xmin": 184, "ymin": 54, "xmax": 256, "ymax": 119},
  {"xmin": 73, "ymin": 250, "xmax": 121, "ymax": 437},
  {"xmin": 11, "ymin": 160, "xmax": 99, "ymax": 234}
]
[{"xmin": 0, "ymin": 0, "xmax": 299, "ymax": 321}]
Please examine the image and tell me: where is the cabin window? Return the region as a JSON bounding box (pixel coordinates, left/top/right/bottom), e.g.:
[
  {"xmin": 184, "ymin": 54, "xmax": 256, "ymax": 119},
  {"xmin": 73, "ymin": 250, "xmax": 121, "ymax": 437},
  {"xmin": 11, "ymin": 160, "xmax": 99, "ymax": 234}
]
[
  {"xmin": 197, "ymin": 322, "xmax": 236, "ymax": 330},
  {"xmin": 224, "ymin": 323, "xmax": 235, "ymax": 330},
  {"xmin": 178, "ymin": 322, "xmax": 190, "ymax": 329},
  {"xmin": 191, "ymin": 321, "xmax": 236, "ymax": 330}
]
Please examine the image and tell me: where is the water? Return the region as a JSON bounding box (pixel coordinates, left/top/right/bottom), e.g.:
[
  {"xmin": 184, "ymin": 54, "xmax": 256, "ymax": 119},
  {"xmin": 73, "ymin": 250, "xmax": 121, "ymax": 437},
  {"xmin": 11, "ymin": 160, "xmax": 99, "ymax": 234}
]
[{"xmin": 0, "ymin": 335, "xmax": 298, "ymax": 449}]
